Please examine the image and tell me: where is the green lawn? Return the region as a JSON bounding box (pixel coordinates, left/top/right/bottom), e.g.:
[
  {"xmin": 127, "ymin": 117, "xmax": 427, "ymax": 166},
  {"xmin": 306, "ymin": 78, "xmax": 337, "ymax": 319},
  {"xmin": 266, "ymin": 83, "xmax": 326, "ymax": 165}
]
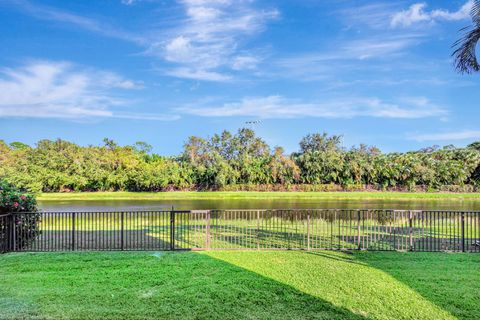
[
  {"xmin": 1, "ymin": 251, "xmax": 479, "ymax": 319},
  {"xmin": 38, "ymin": 191, "xmax": 480, "ymax": 201}
]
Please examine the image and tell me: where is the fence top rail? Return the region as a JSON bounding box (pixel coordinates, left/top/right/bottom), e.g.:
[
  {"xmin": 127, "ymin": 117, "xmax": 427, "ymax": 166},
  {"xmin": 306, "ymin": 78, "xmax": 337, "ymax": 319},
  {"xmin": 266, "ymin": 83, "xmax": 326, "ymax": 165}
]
[
  {"xmin": 214, "ymin": 208, "xmax": 480, "ymax": 213},
  {"xmin": 8, "ymin": 208, "xmax": 480, "ymax": 215},
  {"xmin": 9, "ymin": 210, "xmax": 191, "ymax": 215},
  {"xmin": 212, "ymin": 209, "xmax": 480, "ymax": 215}
]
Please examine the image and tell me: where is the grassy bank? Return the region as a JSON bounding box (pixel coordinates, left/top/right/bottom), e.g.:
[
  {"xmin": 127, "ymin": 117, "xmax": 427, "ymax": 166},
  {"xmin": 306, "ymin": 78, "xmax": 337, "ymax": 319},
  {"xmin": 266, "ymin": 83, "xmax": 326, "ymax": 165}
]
[
  {"xmin": 0, "ymin": 251, "xmax": 478, "ymax": 319},
  {"xmin": 38, "ymin": 191, "xmax": 480, "ymax": 201}
]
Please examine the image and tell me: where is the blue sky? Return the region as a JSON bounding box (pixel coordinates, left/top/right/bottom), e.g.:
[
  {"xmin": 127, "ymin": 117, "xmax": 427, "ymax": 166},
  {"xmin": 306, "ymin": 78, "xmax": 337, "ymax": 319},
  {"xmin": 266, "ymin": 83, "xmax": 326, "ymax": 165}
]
[{"xmin": 0, "ymin": 0, "xmax": 479, "ymax": 154}]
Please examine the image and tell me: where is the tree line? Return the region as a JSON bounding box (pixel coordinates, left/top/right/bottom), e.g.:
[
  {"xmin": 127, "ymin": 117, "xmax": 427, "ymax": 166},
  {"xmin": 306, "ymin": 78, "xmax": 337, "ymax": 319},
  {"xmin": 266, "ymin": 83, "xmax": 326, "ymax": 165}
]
[{"xmin": 1, "ymin": 129, "xmax": 480, "ymax": 193}]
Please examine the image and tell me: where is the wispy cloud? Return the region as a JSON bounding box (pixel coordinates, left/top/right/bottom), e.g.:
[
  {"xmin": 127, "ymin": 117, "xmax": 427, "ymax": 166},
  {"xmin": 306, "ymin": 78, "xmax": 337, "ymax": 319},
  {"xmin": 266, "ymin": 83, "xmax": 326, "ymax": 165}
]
[
  {"xmin": 339, "ymin": 2, "xmax": 400, "ymax": 30},
  {"xmin": 5, "ymin": 0, "xmax": 144, "ymax": 44},
  {"xmin": 341, "ymin": 35, "xmax": 423, "ymax": 60},
  {"xmin": 6, "ymin": 0, "xmax": 278, "ymax": 82},
  {"xmin": 148, "ymin": 0, "xmax": 278, "ymax": 81},
  {"xmin": 165, "ymin": 67, "xmax": 232, "ymax": 82},
  {"xmin": 411, "ymin": 130, "xmax": 480, "ymax": 142},
  {"xmin": 0, "ymin": 61, "xmax": 177, "ymax": 121},
  {"xmin": 271, "ymin": 33, "xmax": 423, "ymax": 82},
  {"xmin": 278, "ymin": 35, "xmax": 420, "ymax": 63},
  {"xmin": 121, "ymin": 0, "xmax": 137, "ymax": 5},
  {"xmin": 177, "ymin": 95, "xmax": 447, "ymax": 119},
  {"xmin": 391, "ymin": 1, "xmax": 473, "ymax": 28}
]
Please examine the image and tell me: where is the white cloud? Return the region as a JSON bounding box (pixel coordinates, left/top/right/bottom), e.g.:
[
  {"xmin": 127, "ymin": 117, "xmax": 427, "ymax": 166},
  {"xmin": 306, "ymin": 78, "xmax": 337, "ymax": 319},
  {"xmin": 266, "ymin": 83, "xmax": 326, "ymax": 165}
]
[
  {"xmin": 342, "ymin": 36, "xmax": 422, "ymax": 60},
  {"xmin": 6, "ymin": 0, "xmax": 278, "ymax": 82},
  {"xmin": 177, "ymin": 95, "xmax": 447, "ymax": 119},
  {"xmin": 0, "ymin": 61, "xmax": 176, "ymax": 121},
  {"xmin": 339, "ymin": 3, "xmax": 400, "ymax": 30},
  {"xmin": 165, "ymin": 68, "xmax": 232, "ymax": 81},
  {"xmin": 232, "ymin": 55, "xmax": 260, "ymax": 70},
  {"xmin": 271, "ymin": 33, "xmax": 423, "ymax": 82},
  {"xmin": 121, "ymin": 0, "xmax": 137, "ymax": 5},
  {"xmin": 411, "ymin": 130, "xmax": 480, "ymax": 142},
  {"xmin": 153, "ymin": 0, "xmax": 278, "ymax": 81},
  {"xmin": 391, "ymin": 1, "xmax": 473, "ymax": 28},
  {"xmin": 7, "ymin": 0, "xmax": 144, "ymax": 44}
]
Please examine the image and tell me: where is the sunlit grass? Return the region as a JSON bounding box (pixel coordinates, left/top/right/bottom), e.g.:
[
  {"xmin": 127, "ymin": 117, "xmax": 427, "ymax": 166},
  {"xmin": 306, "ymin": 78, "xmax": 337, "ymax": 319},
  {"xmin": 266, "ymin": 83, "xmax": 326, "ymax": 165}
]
[
  {"xmin": 38, "ymin": 191, "xmax": 480, "ymax": 201},
  {"xmin": 0, "ymin": 251, "xmax": 478, "ymax": 319}
]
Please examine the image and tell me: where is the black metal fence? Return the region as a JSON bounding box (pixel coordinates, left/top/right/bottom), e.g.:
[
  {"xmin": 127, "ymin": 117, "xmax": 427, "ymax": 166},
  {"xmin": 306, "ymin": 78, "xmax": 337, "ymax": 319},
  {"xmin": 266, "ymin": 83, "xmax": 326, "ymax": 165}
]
[{"xmin": 1, "ymin": 209, "xmax": 479, "ymax": 253}]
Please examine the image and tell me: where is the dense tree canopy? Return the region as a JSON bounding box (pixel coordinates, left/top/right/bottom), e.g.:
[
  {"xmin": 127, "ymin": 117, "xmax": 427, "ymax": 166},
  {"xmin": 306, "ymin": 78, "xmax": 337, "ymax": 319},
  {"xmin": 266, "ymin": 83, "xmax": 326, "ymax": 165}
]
[{"xmin": 1, "ymin": 129, "xmax": 480, "ymax": 192}]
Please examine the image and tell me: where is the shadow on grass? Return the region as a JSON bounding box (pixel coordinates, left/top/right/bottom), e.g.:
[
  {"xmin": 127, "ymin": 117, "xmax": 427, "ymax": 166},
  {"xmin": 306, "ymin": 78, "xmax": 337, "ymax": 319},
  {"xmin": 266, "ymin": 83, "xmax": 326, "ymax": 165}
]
[
  {"xmin": 308, "ymin": 251, "xmax": 480, "ymax": 320},
  {"xmin": 0, "ymin": 251, "xmax": 368, "ymax": 320}
]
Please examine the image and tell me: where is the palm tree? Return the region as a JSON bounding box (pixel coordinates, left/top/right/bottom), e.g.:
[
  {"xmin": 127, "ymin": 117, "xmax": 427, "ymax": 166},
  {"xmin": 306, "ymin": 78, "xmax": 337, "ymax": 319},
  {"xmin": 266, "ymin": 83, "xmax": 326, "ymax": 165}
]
[{"xmin": 453, "ymin": 0, "xmax": 480, "ymax": 73}]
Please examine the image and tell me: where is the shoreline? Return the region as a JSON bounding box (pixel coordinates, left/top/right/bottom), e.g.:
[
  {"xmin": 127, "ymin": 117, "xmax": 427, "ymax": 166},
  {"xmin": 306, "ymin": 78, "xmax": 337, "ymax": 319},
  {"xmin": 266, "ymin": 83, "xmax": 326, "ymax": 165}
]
[{"xmin": 38, "ymin": 191, "xmax": 480, "ymax": 201}]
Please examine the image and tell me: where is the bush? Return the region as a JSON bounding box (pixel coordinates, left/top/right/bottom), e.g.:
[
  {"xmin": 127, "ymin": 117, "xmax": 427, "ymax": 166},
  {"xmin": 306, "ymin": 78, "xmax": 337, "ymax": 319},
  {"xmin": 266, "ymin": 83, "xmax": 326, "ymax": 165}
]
[{"xmin": 0, "ymin": 180, "xmax": 40, "ymax": 251}]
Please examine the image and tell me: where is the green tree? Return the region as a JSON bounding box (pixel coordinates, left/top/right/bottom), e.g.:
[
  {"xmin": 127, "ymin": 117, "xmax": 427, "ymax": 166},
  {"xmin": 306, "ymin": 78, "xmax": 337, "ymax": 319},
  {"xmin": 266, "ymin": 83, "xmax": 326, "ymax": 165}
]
[
  {"xmin": 453, "ymin": 0, "xmax": 480, "ymax": 73},
  {"xmin": 295, "ymin": 133, "xmax": 345, "ymax": 184}
]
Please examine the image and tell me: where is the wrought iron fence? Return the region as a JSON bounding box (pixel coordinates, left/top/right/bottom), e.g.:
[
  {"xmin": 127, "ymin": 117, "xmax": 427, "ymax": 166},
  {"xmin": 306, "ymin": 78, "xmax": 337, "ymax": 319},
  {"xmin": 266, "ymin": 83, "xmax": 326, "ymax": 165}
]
[{"xmin": 1, "ymin": 209, "xmax": 479, "ymax": 253}]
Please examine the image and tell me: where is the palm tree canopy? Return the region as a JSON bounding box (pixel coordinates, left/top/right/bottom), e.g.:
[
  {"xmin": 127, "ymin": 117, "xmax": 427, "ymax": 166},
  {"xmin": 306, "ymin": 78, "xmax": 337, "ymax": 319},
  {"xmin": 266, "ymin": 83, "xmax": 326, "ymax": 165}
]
[{"xmin": 453, "ymin": 0, "xmax": 480, "ymax": 73}]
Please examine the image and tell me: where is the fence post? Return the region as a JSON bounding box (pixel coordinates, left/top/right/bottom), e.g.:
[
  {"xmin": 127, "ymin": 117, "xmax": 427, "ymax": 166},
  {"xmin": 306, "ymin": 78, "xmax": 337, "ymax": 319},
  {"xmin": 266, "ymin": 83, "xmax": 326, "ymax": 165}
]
[
  {"xmin": 11, "ymin": 214, "xmax": 17, "ymax": 252},
  {"xmin": 409, "ymin": 211, "xmax": 413, "ymax": 251},
  {"xmin": 170, "ymin": 208, "xmax": 175, "ymax": 251},
  {"xmin": 357, "ymin": 210, "xmax": 361, "ymax": 250},
  {"xmin": 120, "ymin": 212, "xmax": 124, "ymax": 251},
  {"xmin": 71, "ymin": 212, "xmax": 76, "ymax": 251},
  {"xmin": 307, "ymin": 211, "xmax": 310, "ymax": 251},
  {"xmin": 8, "ymin": 214, "xmax": 14, "ymax": 252},
  {"xmin": 257, "ymin": 210, "xmax": 260, "ymax": 250},
  {"xmin": 205, "ymin": 210, "xmax": 211, "ymax": 250},
  {"xmin": 461, "ymin": 212, "xmax": 465, "ymax": 253},
  {"xmin": 393, "ymin": 211, "xmax": 397, "ymax": 251},
  {"xmin": 1, "ymin": 215, "xmax": 5, "ymax": 253}
]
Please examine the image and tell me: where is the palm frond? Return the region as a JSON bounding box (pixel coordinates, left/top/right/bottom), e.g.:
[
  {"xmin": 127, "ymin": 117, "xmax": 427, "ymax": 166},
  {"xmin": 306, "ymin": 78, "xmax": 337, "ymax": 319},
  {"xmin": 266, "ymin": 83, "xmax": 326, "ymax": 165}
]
[
  {"xmin": 453, "ymin": 27, "xmax": 480, "ymax": 73},
  {"xmin": 472, "ymin": 0, "xmax": 480, "ymax": 26},
  {"xmin": 453, "ymin": 0, "xmax": 480, "ymax": 74}
]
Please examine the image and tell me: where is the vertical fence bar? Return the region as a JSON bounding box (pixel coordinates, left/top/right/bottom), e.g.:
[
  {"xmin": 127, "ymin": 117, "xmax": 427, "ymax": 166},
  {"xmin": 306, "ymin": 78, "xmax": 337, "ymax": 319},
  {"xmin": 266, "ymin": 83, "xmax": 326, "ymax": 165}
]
[
  {"xmin": 307, "ymin": 211, "xmax": 311, "ymax": 251},
  {"xmin": 120, "ymin": 211, "xmax": 124, "ymax": 251},
  {"xmin": 409, "ymin": 211, "xmax": 413, "ymax": 251},
  {"xmin": 11, "ymin": 215, "xmax": 16, "ymax": 252},
  {"xmin": 357, "ymin": 210, "xmax": 361, "ymax": 250},
  {"xmin": 461, "ymin": 212, "xmax": 465, "ymax": 253},
  {"xmin": 170, "ymin": 208, "xmax": 175, "ymax": 251},
  {"xmin": 3, "ymin": 215, "xmax": 8, "ymax": 253},
  {"xmin": 0, "ymin": 215, "xmax": 4, "ymax": 253},
  {"xmin": 256, "ymin": 210, "xmax": 260, "ymax": 250},
  {"xmin": 71, "ymin": 212, "xmax": 75, "ymax": 251},
  {"xmin": 206, "ymin": 210, "xmax": 211, "ymax": 250},
  {"xmin": 477, "ymin": 212, "xmax": 480, "ymax": 253}
]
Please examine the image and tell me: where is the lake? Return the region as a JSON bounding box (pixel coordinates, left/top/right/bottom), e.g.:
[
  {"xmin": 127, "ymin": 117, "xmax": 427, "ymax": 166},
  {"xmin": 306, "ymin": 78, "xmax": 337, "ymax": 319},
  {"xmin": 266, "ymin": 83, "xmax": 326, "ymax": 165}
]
[{"xmin": 38, "ymin": 198, "xmax": 480, "ymax": 212}]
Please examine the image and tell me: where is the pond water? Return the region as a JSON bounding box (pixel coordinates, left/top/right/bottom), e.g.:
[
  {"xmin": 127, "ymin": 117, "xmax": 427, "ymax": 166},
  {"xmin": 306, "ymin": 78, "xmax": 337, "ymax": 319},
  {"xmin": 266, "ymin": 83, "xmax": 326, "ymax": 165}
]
[{"xmin": 38, "ymin": 198, "xmax": 480, "ymax": 212}]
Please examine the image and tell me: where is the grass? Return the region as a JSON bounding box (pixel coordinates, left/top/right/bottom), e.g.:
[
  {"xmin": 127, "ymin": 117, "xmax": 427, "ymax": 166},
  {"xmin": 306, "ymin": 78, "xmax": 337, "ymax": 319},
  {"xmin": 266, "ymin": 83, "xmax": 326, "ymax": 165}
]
[
  {"xmin": 38, "ymin": 191, "xmax": 480, "ymax": 201},
  {"xmin": 1, "ymin": 251, "xmax": 479, "ymax": 319}
]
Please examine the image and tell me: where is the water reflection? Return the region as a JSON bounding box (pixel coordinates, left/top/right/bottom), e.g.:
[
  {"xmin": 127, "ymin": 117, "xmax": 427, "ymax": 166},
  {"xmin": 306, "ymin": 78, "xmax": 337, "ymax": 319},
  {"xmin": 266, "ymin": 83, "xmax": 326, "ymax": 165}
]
[{"xmin": 38, "ymin": 199, "xmax": 480, "ymax": 212}]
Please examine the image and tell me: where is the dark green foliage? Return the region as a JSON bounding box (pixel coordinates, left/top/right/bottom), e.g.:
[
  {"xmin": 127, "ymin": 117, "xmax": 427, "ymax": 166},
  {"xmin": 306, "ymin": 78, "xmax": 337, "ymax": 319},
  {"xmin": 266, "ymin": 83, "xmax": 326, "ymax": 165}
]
[
  {"xmin": 0, "ymin": 179, "xmax": 40, "ymax": 250},
  {"xmin": 0, "ymin": 180, "xmax": 37, "ymax": 214},
  {"xmin": 468, "ymin": 141, "xmax": 480, "ymax": 151},
  {"xmin": 1, "ymin": 130, "xmax": 480, "ymax": 192}
]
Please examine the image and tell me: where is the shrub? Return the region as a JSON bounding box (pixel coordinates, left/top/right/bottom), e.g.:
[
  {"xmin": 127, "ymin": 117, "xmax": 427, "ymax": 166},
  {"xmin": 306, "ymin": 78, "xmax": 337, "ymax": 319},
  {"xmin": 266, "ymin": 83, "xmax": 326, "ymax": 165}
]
[{"xmin": 0, "ymin": 180, "xmax": 40, "ymax": 251}]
